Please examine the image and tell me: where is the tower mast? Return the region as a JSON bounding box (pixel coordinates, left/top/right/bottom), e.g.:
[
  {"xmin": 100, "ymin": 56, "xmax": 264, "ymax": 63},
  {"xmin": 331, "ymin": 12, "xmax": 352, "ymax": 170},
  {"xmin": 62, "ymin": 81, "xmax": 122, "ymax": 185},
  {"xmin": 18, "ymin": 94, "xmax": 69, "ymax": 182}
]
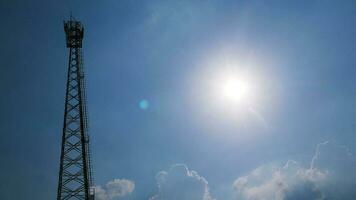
[{"xmin": 57, "ymin": 17, "xmax": 95, "ymax": 200}]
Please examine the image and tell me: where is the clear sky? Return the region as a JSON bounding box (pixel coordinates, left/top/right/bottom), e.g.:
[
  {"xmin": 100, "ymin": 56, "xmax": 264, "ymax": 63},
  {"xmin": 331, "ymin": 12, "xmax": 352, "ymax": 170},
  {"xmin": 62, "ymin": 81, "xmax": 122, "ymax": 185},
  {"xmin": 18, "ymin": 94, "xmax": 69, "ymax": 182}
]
[{"xmin": 1, "ymin": 0, "xmax": 356, "ymax": 200}]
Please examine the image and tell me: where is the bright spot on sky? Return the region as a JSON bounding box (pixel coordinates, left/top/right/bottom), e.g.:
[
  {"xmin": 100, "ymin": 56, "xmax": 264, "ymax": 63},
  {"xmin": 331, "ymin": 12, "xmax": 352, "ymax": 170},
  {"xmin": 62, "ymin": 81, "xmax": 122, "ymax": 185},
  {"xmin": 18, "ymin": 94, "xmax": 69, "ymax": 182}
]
[
  {"xmin": 218, "ymin": 75, "xmax": 251, "ymax": 106},
  {"xmin": 139, "ymin": 99, "xmax": 149, "ymax": 110},
  {"xmin": 222, "ymin": 77, "xmax": 250, "ymax": 103}
]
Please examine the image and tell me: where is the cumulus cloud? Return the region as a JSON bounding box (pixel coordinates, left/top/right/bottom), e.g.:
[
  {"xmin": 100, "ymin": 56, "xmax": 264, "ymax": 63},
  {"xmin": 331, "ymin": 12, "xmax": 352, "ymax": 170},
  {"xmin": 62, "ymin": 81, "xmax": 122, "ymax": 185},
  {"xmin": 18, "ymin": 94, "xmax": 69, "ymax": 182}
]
[
  {"xmin": 233, "ymin": 141, "xmax": 356, "ymax": 200},
  {"xmin": 150, "ymin": 164, "xmax": 215, "ymax": 200},
  {"xmin": 95, "ymin": 179, "xmax": 135, "ymax": 200}
]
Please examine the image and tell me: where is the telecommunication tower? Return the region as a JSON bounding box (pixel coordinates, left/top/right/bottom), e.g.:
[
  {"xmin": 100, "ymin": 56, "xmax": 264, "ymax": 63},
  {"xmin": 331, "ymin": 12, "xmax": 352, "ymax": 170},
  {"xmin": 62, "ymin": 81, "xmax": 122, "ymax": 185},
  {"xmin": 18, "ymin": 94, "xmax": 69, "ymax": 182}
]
[{"xmin": 57, "ymin": 17, "xmax": 95, "ymax": 200}]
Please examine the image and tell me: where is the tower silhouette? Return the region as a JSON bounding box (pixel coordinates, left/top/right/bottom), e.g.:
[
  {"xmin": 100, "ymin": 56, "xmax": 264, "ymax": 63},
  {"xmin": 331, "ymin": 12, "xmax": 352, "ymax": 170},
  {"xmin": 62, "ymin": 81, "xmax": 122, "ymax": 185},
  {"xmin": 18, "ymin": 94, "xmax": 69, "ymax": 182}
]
[{"xmin": 57, "ymin": 17, "xmax": 95, "ymax": 200}]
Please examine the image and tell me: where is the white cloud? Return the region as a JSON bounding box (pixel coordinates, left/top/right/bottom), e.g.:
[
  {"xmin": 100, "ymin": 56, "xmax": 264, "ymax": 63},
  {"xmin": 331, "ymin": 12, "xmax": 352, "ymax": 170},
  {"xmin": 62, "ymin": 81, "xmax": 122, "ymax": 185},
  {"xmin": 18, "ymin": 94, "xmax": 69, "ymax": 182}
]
[
  {"xmin": 233, "ymin": 141, "xmax": 356, "ymax": 200},
  {"xmin": 150, "ymin": 164, "xmax": 215, "ymax": 200},
  {"xmin": 95, "ymin": 179, "xmax": 135, "ymax": 200}
]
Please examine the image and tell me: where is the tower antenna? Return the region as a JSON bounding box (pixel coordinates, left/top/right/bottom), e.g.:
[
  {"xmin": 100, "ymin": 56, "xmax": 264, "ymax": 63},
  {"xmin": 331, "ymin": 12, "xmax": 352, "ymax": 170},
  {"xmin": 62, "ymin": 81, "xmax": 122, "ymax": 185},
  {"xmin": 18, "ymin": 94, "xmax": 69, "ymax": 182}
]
[{"xmin": 57, "ymin": 17, "xmax": 95, "ymax": 200}]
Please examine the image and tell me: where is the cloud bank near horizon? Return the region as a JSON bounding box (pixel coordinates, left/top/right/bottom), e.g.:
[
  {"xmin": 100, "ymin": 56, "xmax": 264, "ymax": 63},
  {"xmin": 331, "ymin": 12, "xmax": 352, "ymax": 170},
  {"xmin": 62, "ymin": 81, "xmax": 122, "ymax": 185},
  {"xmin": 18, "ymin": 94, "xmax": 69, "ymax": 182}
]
[{"xmin": 94, "ymin": 141, "xmax": 356, "ymax": 200}]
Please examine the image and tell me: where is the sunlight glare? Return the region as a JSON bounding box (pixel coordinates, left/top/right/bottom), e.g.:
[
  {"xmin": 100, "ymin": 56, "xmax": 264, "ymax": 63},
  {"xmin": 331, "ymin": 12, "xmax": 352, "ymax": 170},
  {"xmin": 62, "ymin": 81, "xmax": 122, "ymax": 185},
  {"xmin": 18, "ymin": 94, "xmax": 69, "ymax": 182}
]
[{"xmin": 221, "ymin": 77, "xmax": 250, "ymax": 103}]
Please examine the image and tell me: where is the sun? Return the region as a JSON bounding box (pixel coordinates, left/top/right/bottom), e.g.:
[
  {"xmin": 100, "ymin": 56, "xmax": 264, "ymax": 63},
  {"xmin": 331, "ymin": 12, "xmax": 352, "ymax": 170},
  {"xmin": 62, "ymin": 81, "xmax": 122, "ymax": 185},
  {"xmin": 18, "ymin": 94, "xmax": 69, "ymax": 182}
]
[{"xmin": 221, "ymin": 77, "xmax": 250, "ymax": 103}]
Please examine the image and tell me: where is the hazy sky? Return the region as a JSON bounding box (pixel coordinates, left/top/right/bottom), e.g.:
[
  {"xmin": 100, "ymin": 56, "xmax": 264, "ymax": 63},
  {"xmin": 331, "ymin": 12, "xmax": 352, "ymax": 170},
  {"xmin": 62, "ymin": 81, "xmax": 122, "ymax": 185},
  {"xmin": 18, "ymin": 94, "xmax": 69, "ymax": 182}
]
[{"xmin": 1, "ymin": 0, "xmax": 356, "ymax": 199}]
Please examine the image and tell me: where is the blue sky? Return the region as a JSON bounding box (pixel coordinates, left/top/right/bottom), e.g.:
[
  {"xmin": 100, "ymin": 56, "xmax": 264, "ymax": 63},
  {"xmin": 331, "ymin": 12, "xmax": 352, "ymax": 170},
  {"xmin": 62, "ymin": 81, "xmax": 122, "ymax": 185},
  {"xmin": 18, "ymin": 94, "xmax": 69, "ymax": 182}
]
[{"xmin": 1, "ymin": 0, "xmax": 356, "ymax": 199}]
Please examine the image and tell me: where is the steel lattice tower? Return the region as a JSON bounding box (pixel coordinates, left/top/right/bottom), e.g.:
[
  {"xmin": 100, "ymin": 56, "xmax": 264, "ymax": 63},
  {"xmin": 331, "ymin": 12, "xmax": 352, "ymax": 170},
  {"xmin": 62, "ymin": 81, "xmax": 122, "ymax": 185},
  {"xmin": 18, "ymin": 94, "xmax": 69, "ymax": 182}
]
[{"xmin": 57, "ymin": 17, "xmax": 95, "ymax": 200}]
